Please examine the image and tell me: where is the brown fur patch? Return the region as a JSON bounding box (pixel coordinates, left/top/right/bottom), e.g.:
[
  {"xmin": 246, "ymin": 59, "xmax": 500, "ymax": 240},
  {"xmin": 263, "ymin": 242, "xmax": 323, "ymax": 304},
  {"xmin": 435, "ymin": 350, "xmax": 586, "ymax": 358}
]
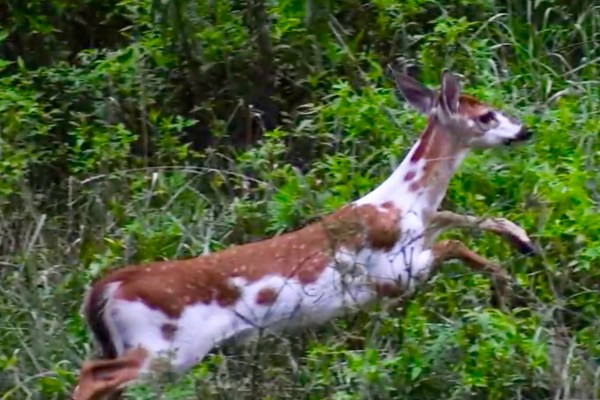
[
  {"xmin": 410, "ymin": 122, "xmax": 434, "ymax": 162},
  {"xmin": 417, "ymin": 127, "xmax": 452, "ymax": 188},
  {"xmin": 374, "ymin": 282, "xmax": 404, "ymax": 298},
  {"xmin": 458, "ymin": 94, "xmax": 489, "ymax": 116},
  {"xmin": 409, "ymin": 181, "xmax": 420, "ymax": 192},
  {"xmin": 161, "ymin": 323, "xmax": 178, "ymax": 341},
  {"xmin": 88, "ymin": 204, "xmax": 402, "ymax": 318},
  {"xmin": 256, "ymin": 287, "xmax": 278, "ymax": 305},
  {"xmin": 404, "ymin": 170, "xmax": 416, "ymax": 181},
  {"xmin": 380, "ymin": 201, "xmax": 395, "ymax": 209}
]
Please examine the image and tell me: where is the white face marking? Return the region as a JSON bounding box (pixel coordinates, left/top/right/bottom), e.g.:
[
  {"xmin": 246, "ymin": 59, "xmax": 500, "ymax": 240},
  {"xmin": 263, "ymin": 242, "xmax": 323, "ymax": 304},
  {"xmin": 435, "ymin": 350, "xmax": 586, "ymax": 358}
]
[{"xmin": 474, "ymin": 112, "xmax": 524, "ymax": 147}]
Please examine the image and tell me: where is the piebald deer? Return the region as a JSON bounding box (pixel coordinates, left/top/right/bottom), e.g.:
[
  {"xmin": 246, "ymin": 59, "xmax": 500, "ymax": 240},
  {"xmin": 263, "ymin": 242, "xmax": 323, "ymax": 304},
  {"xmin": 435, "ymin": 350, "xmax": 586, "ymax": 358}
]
[{"xmin": 73, "ymin": 70, "xmax": 535, "ymax": 400}]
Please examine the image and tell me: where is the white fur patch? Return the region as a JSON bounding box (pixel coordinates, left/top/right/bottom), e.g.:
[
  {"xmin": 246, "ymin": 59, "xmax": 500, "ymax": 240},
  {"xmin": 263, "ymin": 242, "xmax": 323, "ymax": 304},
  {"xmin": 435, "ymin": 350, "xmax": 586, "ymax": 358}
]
[{"xmin": 481, "ymin": 113, "xmax": 523, "ymax": 145}]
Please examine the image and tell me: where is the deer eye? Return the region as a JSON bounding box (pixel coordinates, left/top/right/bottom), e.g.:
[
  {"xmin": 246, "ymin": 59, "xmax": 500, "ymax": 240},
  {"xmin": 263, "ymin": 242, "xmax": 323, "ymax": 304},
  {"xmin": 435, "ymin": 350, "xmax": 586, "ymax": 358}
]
[{"xmin": 477, "ymin": 111, "xmax": 495, "ymax": 125}]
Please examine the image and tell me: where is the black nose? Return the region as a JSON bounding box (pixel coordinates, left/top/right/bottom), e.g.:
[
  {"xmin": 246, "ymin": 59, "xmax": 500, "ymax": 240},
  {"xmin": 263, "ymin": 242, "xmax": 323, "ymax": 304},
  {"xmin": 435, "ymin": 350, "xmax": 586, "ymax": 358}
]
[
  {"xmin": 504, "ymin": 128, "xmax": 533, "ymax": 146},
  {"xmin": 517, "ymin": 128, "xmax": 534, "ymax": 141}
]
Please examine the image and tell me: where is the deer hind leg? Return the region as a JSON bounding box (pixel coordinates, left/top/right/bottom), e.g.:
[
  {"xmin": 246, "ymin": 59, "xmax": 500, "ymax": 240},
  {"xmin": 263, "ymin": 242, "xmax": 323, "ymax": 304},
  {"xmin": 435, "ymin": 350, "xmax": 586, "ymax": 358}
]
[
  {"xmin": 73, "ymin": 347, "xmax": 149, "ymax": 400},
  {"xmin": 73, "ymin": 335, "xmax": 226, "ymax": 400}
]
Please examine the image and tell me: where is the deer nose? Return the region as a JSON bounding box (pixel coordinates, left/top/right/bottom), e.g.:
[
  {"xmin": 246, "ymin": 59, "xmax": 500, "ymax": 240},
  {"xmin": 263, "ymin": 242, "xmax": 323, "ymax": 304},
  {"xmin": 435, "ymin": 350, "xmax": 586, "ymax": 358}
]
[
  {"xmin": 516, "ymin": 128, "xmax": 534, "ymax": 141},
  {"xmin": 504, "ymin": 127, "xmax": 533, "ymax": 145}
]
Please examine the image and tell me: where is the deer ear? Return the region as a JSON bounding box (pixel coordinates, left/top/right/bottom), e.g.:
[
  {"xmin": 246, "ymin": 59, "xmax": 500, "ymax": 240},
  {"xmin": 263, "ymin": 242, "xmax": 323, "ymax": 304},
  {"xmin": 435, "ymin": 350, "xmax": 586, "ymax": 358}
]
[
  {"xmin": 393, "ymin": 72, "xmax": 436, "ymax": 114},
  {"xmin": 439, "ymin": 70, "xmax": 461, "ymax": 115}
]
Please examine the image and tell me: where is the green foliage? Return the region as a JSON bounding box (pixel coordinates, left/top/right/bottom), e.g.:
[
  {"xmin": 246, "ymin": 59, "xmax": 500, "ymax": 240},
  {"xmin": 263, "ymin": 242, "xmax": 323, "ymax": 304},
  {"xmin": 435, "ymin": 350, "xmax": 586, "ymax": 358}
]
[{"xmin": 0, "ymin": 0, "xmax": 599, "ymax": 399}]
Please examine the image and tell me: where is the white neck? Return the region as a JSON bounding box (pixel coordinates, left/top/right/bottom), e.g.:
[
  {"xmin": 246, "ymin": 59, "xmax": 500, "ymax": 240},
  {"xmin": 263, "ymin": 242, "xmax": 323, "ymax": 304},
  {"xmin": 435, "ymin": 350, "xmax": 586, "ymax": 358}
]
[{"xmin": 354, "ymin": 123, "xmax": 469, "ymax": 216}]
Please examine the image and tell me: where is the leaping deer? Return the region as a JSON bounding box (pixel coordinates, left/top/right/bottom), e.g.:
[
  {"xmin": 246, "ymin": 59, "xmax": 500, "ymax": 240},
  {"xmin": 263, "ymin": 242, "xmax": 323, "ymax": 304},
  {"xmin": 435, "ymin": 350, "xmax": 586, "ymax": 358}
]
[{"xmin": 73, "ymin": 70, "xmax": 535, "ymax": 400}]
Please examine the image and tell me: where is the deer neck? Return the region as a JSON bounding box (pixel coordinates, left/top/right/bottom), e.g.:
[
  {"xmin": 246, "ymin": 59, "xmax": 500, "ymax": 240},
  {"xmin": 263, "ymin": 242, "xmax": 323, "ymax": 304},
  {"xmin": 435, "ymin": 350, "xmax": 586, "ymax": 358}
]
[{"xmin": 356, "ymin": 116, "xmax": 469, "ymax": 218}]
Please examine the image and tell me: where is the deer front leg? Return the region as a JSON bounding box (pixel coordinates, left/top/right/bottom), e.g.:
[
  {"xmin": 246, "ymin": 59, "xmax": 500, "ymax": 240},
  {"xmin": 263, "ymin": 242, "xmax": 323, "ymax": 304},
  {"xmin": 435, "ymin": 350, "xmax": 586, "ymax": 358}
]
[
  {"xmin": 429, "ymin": 239, "xmax": 510, "ymax": 309},
  {"xmin": 429, "ymin": 211, "xmax": 535, "ymax": 255}
]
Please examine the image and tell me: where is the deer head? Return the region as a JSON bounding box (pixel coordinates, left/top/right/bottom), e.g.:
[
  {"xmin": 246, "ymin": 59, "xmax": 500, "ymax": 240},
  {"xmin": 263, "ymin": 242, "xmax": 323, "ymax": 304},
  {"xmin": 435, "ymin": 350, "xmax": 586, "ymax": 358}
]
[{"xmin": 394, "ymin": 70, "xmax": 533, "ymax": 148}]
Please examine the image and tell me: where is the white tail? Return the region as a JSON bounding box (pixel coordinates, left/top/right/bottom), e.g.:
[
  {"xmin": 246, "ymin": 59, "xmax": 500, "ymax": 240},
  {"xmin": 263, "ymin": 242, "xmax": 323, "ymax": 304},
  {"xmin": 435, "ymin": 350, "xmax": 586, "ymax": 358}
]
[{"xmin": 73, "ymin": 70, "xmax": 535, "ymax": 400}]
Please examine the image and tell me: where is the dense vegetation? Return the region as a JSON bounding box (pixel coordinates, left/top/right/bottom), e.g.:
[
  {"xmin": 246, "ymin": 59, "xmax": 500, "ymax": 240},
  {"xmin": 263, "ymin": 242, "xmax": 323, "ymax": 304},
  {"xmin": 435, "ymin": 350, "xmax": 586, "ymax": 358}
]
[{"xmin": 0, "ymin": 0, "xmax": 598, "ymax": 399}]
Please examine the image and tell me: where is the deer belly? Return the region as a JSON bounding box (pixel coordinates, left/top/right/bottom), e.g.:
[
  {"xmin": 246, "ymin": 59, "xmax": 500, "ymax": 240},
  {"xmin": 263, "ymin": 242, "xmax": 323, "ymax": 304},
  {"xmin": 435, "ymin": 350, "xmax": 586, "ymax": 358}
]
[{"xmin": 231, "ymin": 266, "xmax": 375, "ymax": 332}]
